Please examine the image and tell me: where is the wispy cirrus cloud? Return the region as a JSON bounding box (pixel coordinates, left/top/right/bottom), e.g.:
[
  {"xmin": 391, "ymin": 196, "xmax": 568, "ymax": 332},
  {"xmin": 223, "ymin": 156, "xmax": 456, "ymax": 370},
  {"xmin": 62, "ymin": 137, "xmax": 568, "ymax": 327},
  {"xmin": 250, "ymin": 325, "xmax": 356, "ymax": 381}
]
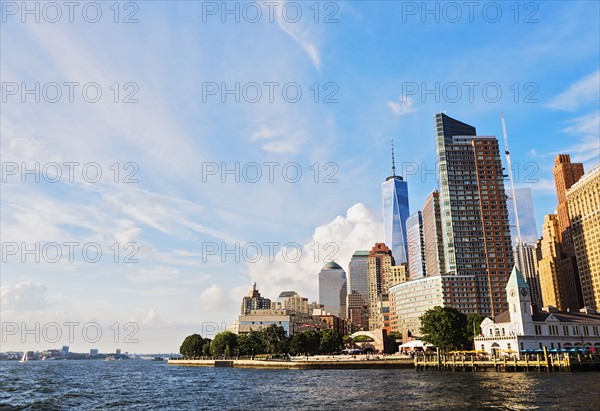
[{"xmin": 547, "ymin": 71, "xmax": 600, "ymax": 111}]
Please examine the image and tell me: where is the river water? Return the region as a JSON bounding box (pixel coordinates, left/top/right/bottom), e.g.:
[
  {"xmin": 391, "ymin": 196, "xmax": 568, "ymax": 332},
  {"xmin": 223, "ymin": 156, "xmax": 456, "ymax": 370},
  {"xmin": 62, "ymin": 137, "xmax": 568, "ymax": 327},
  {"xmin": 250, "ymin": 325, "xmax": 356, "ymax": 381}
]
[{"xmin": 1, "ymin": 360, "xmax": 599, "ymax": 410}]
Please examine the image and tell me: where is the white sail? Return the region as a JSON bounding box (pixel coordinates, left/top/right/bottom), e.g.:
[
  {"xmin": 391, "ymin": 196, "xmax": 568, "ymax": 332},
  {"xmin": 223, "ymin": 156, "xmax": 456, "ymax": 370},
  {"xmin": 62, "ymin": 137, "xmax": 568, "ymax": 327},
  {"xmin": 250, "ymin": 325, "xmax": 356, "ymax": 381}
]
[{"xmin": 20, "ymin": 352, "xmax": 28, "ymax": 362}]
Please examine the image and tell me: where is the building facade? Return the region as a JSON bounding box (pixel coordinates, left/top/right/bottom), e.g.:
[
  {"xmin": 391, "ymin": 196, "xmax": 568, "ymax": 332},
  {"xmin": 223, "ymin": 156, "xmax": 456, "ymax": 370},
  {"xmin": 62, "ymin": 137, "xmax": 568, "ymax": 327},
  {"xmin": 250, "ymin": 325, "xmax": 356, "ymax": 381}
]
[
  {"xmin": 475, "ymin": 267, "xmax": 600, "ymax": 359},
  {"xmin": 406, "ymin": 211, "xmax": 426, "ymax": 279},
  {"xmin": 567, "ymin": 165, "xmax": 600, "ymax": 310},
  {"xmin": 238, "ymin": 309, "xmax": 325, "ymax": 336},
  {"xmin": 514, "ymin": 242, "xmax": 543, "ymax": 309},
  {"xmin": 389, "ymin": 274, "xmax": 479, "ymax": 336},
  {"xmin": 319, "ymin": 261, "xmax": 347, "ymax": 319},
  {"xmin": 422, "ymin": 190, "xmax": 446, "ymax": 276},
  {"xmin": 434, "ymin": 113, "xmax": 514, "ymax": 318}
]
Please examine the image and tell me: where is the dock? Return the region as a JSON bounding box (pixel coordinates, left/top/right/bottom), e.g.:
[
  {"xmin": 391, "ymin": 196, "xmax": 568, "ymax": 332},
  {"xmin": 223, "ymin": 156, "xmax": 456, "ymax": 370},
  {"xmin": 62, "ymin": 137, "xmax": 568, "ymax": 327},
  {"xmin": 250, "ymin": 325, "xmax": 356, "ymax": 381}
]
[{"xmin": 414, "ymin": 349, "xmax": 600, "ymax": 372}]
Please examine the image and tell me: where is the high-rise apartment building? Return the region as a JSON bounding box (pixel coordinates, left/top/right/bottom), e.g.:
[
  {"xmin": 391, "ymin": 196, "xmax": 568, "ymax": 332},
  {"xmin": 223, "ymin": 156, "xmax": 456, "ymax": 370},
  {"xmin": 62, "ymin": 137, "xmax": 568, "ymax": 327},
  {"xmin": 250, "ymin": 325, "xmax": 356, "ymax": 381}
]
[
  {"xmin": 406, "ymin": 211, "xmax": 426, "ymax": 279},
  {"xmin": 367, "ymin": 243, "xmax": 395, "ymax": 330},
  {"xmin": 382, "ymin": 143, "xmax": 410, "ymax": 264},
  {"xmin": 552, "ymin": 154, "xmax": 585, "ymax": 309},
  {"xmin": 276, "ymin": 291, "xmax": 310, "ymax": 314},
  {"xmin": 567, "ymin": 165, "xmax": 600, "ymax": 310},
  {"xmin": 318, "ymin": 262, "xmax": 347, "ymax": 318},
  {"xmin": 422, "ymin": 190, "xmax": 446, "ymax": 276},
  {"xmin": 241, "ymin": 282, "xmax": 272, "ymax": 315},
  {"xmin": 514, "ymin": 242, "xmax": 543, "ymax": 309},
  {"xmin": 435, "ymin": 113, "xmax": 514, "ymax": 318}
]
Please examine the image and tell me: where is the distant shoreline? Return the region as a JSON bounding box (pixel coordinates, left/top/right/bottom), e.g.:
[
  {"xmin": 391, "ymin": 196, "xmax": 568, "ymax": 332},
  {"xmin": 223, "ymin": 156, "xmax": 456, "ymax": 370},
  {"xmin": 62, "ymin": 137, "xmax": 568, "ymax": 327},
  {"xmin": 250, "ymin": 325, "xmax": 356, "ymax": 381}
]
[{"xmin": 168, "ymin": 357, "xmax": 414, "ymax": 369}]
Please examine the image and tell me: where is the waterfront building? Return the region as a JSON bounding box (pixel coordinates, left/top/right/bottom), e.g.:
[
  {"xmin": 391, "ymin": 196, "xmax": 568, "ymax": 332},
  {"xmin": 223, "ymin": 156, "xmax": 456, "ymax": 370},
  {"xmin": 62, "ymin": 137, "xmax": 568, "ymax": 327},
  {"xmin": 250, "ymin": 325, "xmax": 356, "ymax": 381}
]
[
  {"xmin": 475, "ymin": 267, "xmax": 600, "ymax": 359},
  {"xmin": 507, "ymin": 187, "xmax": 539, "ymax": 245},
  {"xmin": 567, "ymin": 165, "xmax": 600, "ymax": 310},
  {"xmin": 367, "ymin": 243, "xmax": 395, "ymax": 330},
  {"xmin": 241, "ymin": 282, "xmax": 272, "ymax": 315},
  {"xmin": 312, "ymin": 310, "xmax": 349, "ymax": 336},
  {"xmin": 434, "ymin": 113, "xmax": 514, "ymax": 318},
  {"xmin": 319, "ymin": 262, "xmax": 347, "ymax": 319},
  {"xmin": 388, "ymin": 274, "xmax": 479, "ymax": 336},
  {"xmin": 406, "ymin": 211, "xmax": 426, "ymax": 279},
  {"xmin": 422, "ymin": 190, "xmax": 446, "ymax": 276},
  {"xmin": 382, "ymin": 143, "xmax": 410, "ymax": 264},
  {"xmin": 238, "ymin": 309, "xmax": 324, "ymax": 336}
]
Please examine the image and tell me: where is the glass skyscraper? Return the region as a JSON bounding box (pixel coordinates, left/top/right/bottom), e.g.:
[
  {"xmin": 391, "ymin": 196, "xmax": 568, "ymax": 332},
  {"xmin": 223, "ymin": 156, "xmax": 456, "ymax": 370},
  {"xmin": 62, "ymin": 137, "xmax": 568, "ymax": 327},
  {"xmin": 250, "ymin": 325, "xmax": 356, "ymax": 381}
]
[
  {"xmin": 382, "ymin": 145, "xmax": 410, "ymax": 264},
  {"xmin": 406, "ymin": 211, "xmax": 426, "ymax": 279},
  {"xmin": 507, "ymin": 187, "xmax": 539, "ymax": 245},
  {"xmin": 318, "ymin": 261, "xmax": 347, "ymax": 318}
]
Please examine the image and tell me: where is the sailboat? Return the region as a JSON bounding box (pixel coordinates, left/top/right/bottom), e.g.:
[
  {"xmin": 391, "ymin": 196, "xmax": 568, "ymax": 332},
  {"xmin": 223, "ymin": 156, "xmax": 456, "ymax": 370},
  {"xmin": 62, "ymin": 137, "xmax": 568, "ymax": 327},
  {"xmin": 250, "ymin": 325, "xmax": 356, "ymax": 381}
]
[{"xmin": 19, "ymin": 352, "xmax": 28, "ymax": 363}]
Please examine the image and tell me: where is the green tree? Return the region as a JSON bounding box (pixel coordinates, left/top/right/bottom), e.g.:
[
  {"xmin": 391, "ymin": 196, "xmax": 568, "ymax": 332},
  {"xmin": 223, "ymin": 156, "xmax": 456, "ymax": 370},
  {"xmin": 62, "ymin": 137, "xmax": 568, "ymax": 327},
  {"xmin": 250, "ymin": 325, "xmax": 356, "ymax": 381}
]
[
  {"xmin": 289, "ymin": 332, "xmax": 308, "ymax": 355},
  {"xmin": 261, "ymin": 325, "xmax": 288, "ymax": 354},
  {"xmin": 319, "ymin": 329, "xmax": 343, "ymax": 354},
  {"xmin": 466, "ymin": 313, "xmax": 486, "ymax": 349},
  {"xmin": 419, "ymin": 306, "xmax": 469, "ymax": 351},
  {"xmin": 238, "ymin": 330, "xmax": 265, "ymax": 356},
  {"xmin": 304, "ymin": 330, "xmax": 322, "ymax": 355},
  {"xmin": 210, "ymin": 331, "xmax": 238, "ymax": 357},
  {"xmin": 179, "ymin": 334, "xmax": 205, "ymax": 358}
]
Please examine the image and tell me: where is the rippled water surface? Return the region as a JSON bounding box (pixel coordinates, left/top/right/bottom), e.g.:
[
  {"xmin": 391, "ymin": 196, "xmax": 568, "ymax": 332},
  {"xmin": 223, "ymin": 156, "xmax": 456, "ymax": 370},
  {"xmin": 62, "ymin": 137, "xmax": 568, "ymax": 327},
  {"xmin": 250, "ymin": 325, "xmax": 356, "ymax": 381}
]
[{"xmin": 1, "ymin": 360, "xmax": 599, "ymax": 410}]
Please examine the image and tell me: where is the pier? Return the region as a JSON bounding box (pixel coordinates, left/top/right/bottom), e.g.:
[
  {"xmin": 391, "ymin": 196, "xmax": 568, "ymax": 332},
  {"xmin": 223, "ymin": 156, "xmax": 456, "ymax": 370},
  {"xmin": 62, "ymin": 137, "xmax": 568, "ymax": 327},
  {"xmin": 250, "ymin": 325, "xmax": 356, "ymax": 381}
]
[{"xmin": 414, "ymin": 348, "xmax": 600, "ymax": 372}]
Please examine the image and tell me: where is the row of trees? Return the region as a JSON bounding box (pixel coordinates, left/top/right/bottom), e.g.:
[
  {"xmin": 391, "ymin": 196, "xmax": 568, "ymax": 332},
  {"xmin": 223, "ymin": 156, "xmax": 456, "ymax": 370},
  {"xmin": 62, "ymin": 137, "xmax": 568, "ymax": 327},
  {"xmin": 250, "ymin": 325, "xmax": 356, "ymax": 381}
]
[
  {"xmin": 419, "ymin": 306, "xmax": 485, "ymax": 351},
  {"xmin": 180, "ymin": 325, "xmax": 344, "ymax": 358}
]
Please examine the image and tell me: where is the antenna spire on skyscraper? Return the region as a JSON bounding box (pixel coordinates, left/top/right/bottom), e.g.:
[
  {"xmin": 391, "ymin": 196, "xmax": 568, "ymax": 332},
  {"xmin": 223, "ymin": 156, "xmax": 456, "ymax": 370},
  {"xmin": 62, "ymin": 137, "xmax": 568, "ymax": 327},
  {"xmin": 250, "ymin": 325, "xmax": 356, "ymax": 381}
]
[{"xmin": 391, "ymin": 138, "xmax": 396, "ymax": 177}]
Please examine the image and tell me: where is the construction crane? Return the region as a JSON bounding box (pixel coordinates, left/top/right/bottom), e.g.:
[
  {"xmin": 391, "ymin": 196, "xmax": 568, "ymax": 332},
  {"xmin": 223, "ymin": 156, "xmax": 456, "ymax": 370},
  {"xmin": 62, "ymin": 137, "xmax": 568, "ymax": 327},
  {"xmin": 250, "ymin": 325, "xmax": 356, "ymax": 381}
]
[{"xmin": 501, "ymin": 112, "xmax": 522, "ymax": 246}]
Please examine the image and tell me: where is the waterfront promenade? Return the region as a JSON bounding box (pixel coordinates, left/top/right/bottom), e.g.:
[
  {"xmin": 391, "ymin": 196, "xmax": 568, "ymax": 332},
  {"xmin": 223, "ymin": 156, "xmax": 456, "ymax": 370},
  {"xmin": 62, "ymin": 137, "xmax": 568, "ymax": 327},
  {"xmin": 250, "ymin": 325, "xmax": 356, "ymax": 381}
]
[{"xmin": 169, "ymin": 355, "xmax": 414, "ymax": 369}]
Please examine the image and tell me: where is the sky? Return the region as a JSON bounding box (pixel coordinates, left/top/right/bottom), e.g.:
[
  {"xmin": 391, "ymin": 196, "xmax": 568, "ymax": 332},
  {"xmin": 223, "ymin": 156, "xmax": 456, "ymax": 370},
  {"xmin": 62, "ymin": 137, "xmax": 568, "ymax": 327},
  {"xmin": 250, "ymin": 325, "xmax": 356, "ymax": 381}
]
[{"xmin": 1, "ymin": 1, "xmax": 599, "ymax": 353}]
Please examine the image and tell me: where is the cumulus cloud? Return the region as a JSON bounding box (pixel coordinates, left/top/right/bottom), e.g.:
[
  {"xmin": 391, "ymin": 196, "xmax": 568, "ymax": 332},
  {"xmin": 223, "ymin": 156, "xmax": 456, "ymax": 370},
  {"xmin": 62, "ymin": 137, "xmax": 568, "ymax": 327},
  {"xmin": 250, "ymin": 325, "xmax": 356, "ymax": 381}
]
[
  {"xmin": 246, "ymin": 203, "xmax": 383, "ymax": 301},
  {"xmin": 1, "ymin": 281, "xmax": 51, "ymax": 312},
  {"xmin": 388, "ymin": 96, "xmax": 417, "ymax": 116}
]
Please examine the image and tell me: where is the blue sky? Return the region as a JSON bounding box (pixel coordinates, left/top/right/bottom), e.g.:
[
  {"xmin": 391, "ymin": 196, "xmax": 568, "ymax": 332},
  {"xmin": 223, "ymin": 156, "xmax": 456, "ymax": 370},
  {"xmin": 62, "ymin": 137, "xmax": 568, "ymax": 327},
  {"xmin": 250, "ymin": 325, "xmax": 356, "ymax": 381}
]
[{"xmin": 1, "ymin": 1, "xmax": 599, "ymax": 353}]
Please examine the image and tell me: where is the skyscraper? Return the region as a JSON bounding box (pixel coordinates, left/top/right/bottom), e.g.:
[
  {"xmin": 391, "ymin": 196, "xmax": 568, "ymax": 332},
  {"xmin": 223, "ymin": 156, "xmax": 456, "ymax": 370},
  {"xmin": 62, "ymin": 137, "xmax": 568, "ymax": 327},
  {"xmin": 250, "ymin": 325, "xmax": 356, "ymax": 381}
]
[
  {"xmin": 435, "ymin": 113, "xmax": 514, "ymax": 318},
  {"xmin": 346, "ymin": 251, "xmax": 370, "ymax": 330},
  {"xmin": 366, "ymin": 243, "xmax": 395, "ymax": 330},
  {"xmin": 553, "ymin": 154, "xmax": 585, "ymax": 309},
  {"xmin": 567, "ymin": 165, "xmax": 600, "ymax": 310},
  {"xmin": 382, "ymin": 141, "xmax": 410, "ymax": 264},
  {"xmin": 406, "ymin": 211, "xmax": 426, "ymax": 279},
  {"xmin": 422, "ymin": 190, "xmax": 446, "ymax": 276},
  {"xmin": 538, "ymin": 214, "xmax": 563, "ymax": 308},
  {"xmin": 318, "ymin": 261, "xmax": 347, "ymax": 318},
  {"xmin": 507, "ymin": 187, "xmax": 538, "ymax": 245}
]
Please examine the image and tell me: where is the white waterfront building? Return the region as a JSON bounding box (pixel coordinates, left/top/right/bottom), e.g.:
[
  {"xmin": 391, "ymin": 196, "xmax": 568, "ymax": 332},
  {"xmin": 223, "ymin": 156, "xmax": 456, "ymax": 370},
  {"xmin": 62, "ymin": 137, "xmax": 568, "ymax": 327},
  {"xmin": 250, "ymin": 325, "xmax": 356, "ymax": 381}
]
[{"xmin": 475, "ymin": 267, "xmax": 600, "ymax": 359}]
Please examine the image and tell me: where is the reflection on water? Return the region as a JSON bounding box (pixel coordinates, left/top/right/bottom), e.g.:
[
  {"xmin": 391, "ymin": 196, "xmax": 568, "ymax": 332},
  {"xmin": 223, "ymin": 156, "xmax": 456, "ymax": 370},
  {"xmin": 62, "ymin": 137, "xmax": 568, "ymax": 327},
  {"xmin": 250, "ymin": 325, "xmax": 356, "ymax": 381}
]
[{"xmin": 1, "ymin": 360, "xmax": 599, "ymax": 410}]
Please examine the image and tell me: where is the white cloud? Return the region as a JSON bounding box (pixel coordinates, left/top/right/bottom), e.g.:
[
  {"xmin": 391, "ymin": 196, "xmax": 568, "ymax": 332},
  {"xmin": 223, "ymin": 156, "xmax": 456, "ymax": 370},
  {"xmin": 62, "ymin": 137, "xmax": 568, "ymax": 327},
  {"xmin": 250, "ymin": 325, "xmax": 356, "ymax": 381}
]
[
  {"xmin": 388, "ymin": 96, "xmax": 417, "ymax": 116},
  {"xmin": 249, "ymin": 122, "xmax": 303, "ymax": 153},
  {"xmin": 247, "ymin": 203, "xmax": 383, "ymax": 301},
  {"xmin": 275, "ymin": 2, "xmax": 321, "ymax": 70},
  {"xmin": 547, "ymin": 71, "xmax": 600, "ymax": 111},
  {"xmin": 1, "ymin": 281, "xmax": 51, "ymax": 312},
  {"xmin": 561, "ymin": 113, "xmax": 600, "ymax": 164}
]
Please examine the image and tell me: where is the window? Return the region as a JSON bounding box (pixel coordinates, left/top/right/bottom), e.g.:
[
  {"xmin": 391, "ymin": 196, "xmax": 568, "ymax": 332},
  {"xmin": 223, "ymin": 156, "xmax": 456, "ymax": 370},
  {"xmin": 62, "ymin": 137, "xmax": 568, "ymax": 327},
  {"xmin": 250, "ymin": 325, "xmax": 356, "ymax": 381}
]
[
  {"xmin": 534, "ymin": 325, "xmax": 542, "ymax": 335},
  {"xmin": 507, "ymin": 343, "xmax": 511, "ymax": 351},
  {"xmin": 563, "ymin": 326, "xmax": 569, "ymax": 336}
]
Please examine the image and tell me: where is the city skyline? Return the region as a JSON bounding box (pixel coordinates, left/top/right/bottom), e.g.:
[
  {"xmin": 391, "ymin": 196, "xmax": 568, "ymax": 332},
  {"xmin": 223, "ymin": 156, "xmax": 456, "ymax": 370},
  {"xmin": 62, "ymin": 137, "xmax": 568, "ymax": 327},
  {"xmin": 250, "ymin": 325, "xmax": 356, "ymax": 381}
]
[{"xmin": 2, "ymin": 1, "xmax": 599, "ymax": 353}]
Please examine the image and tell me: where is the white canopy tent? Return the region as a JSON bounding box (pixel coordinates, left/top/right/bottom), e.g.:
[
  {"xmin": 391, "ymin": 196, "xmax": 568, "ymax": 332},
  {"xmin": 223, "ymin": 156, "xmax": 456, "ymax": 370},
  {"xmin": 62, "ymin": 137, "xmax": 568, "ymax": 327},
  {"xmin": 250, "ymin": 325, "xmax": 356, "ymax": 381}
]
[{"xmin": 399, "ymin": 340, "xmax": 433, "ymax": 349}]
